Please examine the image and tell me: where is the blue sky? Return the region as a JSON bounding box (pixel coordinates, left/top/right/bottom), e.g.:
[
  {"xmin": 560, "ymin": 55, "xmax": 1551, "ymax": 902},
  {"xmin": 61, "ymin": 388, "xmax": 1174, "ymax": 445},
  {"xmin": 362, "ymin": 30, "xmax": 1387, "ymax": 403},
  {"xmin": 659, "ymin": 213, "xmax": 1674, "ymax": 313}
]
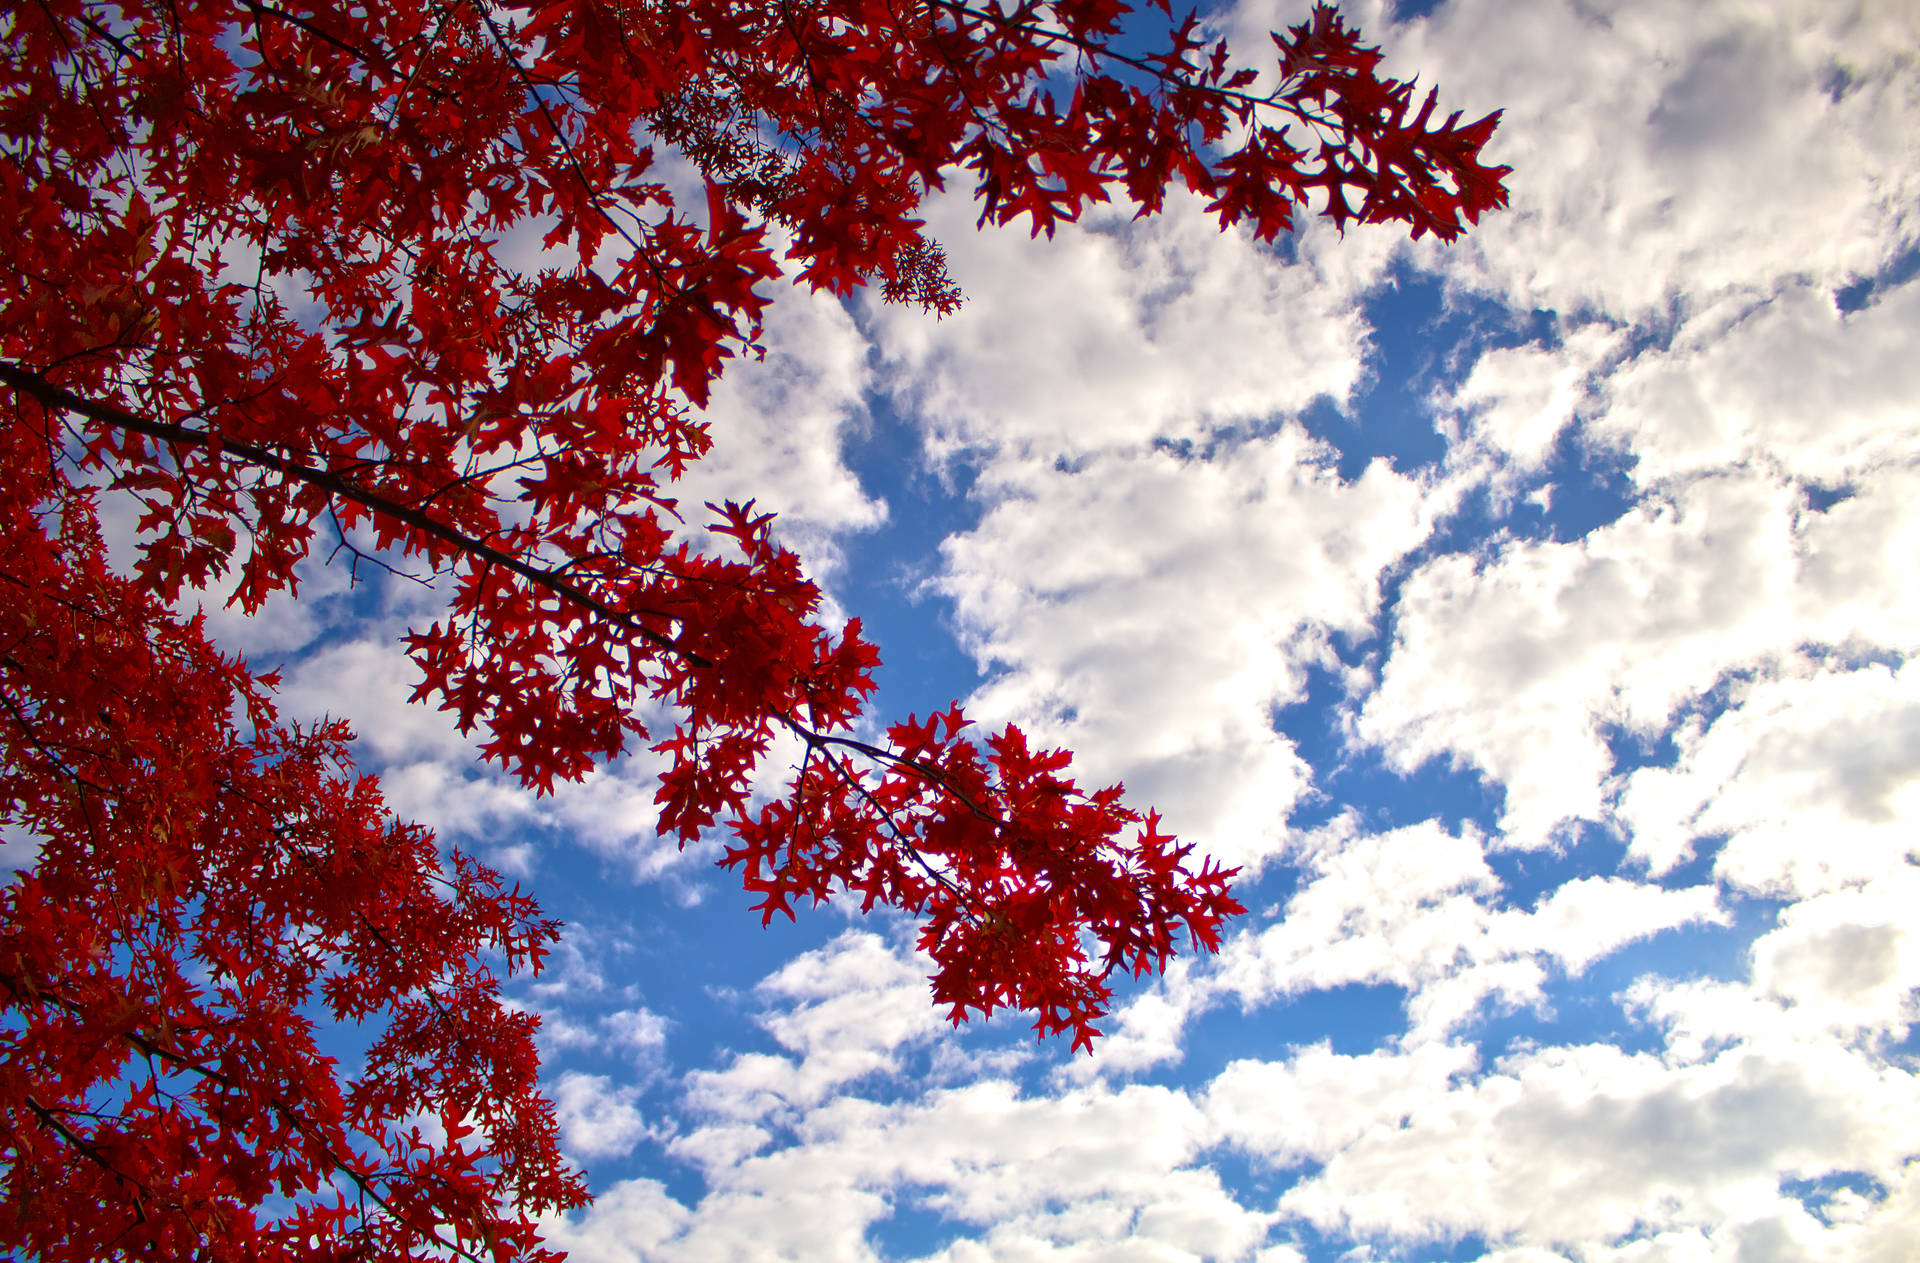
[{"xmin": 162, "ymin": 0, "xmax": 1920, "ymax": 1258}]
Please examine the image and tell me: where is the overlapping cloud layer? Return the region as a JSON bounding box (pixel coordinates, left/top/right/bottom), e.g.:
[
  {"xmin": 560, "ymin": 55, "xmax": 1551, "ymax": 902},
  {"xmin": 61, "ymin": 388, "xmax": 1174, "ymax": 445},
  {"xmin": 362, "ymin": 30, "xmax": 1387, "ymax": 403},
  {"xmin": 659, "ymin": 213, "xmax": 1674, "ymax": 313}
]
[{"xmin": 223, "ymin": 0, "xmax": 1919, "ymax": 1258}]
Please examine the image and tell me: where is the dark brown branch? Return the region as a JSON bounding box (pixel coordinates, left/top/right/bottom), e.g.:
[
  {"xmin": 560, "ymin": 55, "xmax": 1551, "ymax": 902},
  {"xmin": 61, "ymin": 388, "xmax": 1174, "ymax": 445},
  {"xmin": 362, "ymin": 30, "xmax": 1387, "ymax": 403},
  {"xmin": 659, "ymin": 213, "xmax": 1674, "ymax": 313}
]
[
  {"xmin": 0, "ymin": 361, "xmax": 704, "ymax": 667},
  {"xmin": 0, "ymin": 363, "xmax": 1020, "ymax": 893}
]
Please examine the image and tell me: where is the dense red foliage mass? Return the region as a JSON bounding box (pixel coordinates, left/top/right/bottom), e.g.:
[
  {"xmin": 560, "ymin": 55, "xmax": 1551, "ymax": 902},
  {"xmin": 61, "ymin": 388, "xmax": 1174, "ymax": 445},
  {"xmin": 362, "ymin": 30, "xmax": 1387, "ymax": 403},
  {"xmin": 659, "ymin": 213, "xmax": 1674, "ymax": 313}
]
[{"xmin": 0, "ymin": 0, "xmax": 1506, "ymax": 1256}]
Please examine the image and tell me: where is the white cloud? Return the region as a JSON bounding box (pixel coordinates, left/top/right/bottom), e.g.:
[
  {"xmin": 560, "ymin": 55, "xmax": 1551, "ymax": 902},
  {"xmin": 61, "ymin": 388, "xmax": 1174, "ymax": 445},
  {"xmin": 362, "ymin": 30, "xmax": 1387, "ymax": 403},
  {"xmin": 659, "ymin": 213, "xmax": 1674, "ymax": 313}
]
[
  {"xmin": 538, "ymin": 818, "xmax": 1907, "ymax": 1263},
  {"xmin": 837, "ymin": 1080, "xmax": 1220, "ymax": 1229},
  {"xmin": 754, "ymin": 929, "xmax": 944, "ymax": 1062},
  {"xmin": 1211, "ymin": 818, "xmax": 1502, "ymax": 1017},
  {"xmin": 534, "ymin": 1001, "xmax": 674, "ymax": 1068},
  {"xmin": 866, "ymin": 188, "xmax": 1382, "ymax": 465},
  {"xmin": 671, "ymin": 274, "xmax": 885, "ymax": 578},
  {"xmin": 1339, "ymin": 0, "xmax": 1920, "ymax": 855},
  {"xmin": 854, "ymin": 170, "xmax": 1451, "ymax": 887},
  {"xmin": 1617, "ymin": 661, "xmax": 1920, "ymax": 896},
  {"xmin": 680, "ymin": 930, "xmax": 944, "ymax": 1131},
  {"xmin": 940, "ymin": 430, "xmax": 1446, "ymax": 873},
  {"xmin": 1622, "ymin": 870, "xmax": 1920, "ymax": 1052},
  {"xmin": 1795, "ymin": 465, "xmax": 1920, "ymax": 654},
  {"xmin": 525, "ymin": 923, "xmax": 619, "ymax": 1003},
  {"xmin": 1277, "ymin": 1038, "xmax": 1920, "ymax": 1251},
  {"xmin": 548, "ymin": 978, "xmax": 1920, "ymax": 1263},
  {"xmin": 1751, "ymin": 884, "xmax": 1920, "ymax": 1035},
  {"xmin": 562, "ymin": 931, "xmax": 1276, "ymax": 1261},
  {"xmin": 542, "ymin": 753, "xmax": 718, "ymax": 885},
  {"xmin": 552, "ymin": 1070, "xmax": 652, "ymax": 1161},
  {"xmin": 663, "ymin": 1122, "xmax": 772, "ymax": 1174},
  {"xmin": 371, "ymin": 758, "xmax": 536, "ymax": 841},
  {"xmin": 602, "ymin": 1006, "xmax": 672, "ymax": 1064},
  {"xmin": 536, "ymin": 1177, "xmax": 692, "ymax": 1263},
  {"xmin": 604, "ymin": 1077, "xmax": 1265, "ymax": 1263},
  {"xmin": 1485, "ymin": 876, "xmax": 1725, "ymax": 975},
  {"xmin": 1355, "ymin": 462, "xmax": 1920, "ymax": 847},
  {"xmin": 1596, "ymin": 281, "xmax": 1920, "ymax": 488},
  {"xmin": 1379, "ymin": 0, "xmax": 1920, "ymax": 320},
  {"xmin": 181, "ymin": 547, "xmax": 359, "ymax": 661},
  {"xmin": 274, "ymin": 633, "xmax": 476, "ymax": 765},
  {"xmin": 1208, "ymin": 818, "xmax": 1720, "ymax": 1041},
  {"xmin": 1206, "ymin": 1041, "xmax": 1479, "ymax": 1169},
  {"xmin": 1058, "ymin": 958, "xmax": 1207, "ymax": 1083},
  {"xmin": 1441, "ymin": 324, "xmax": 1621, "ymax": 479}
]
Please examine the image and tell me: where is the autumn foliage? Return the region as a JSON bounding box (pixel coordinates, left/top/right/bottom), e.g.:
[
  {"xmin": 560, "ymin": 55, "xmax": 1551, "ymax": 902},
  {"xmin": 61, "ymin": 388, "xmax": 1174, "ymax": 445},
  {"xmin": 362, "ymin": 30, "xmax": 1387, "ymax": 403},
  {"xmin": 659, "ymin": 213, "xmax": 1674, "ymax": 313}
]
[{"xmin": 0, "ymin": 0, "xmax": 1507, "ymax": 1256}]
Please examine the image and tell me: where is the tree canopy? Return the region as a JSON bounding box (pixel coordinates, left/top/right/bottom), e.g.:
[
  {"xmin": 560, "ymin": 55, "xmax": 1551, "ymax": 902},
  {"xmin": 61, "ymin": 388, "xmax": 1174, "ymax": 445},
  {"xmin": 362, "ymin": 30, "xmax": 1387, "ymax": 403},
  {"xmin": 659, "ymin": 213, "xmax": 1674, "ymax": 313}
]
[{"xmin": 0, "ymin": 0, "xmax": 1507, "ymax": 1257}]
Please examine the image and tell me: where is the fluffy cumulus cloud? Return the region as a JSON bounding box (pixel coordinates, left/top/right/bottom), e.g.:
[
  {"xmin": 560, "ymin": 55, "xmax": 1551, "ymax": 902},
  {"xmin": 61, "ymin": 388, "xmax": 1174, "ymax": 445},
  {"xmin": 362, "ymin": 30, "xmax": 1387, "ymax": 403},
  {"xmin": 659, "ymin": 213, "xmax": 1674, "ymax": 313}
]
[
  {"xmin": 1619, "ymin": 661, "xmax": 1920, "ymax": 896},
  {"xmin": 1202, "ymin": 818, "xmax": 1724, "ymax": 1041},
  {"xmin": 548, "ymin": 932, "xmax": 1272, "ymax": 1262},
  {"xmin": 1375, "ymin": 0, "xmax": 1920, "ymax": 318},
  {"xmin": 1277, "ymin": 1037, "xmax": 1920, "ymax": 1252},
  {"xmin": 676, "ymin": 930, "xmax": 949, "ymax": 1143},
  {"xmin": 1344, "ymin": 0, "xmax": 1920, "ymax": 853},
  {"xmin": 554, "ymin": 1071, "xmax": 654, "ymax": 1162},
  {"xmin": 544, "ymin": 921, "xmax": 1920, "ymax": 1262},
  {"xmin": 1594, "ymin": 282, "xmax": 1920, "ymax": 489},
  {"xmin": 671, "ymin": 274, "xmax": 887, "ymax": 576},
  {"xmin": 939, "ymin": 431, "xmax": 1442, "ymax": 872},
  {"xmin": 1359, "ymin": 471, "xmax": 1817, "ymax": 845},
  {"xmin": 862, "ymin": 185, "xmax": 1385, "ymax": 465}
]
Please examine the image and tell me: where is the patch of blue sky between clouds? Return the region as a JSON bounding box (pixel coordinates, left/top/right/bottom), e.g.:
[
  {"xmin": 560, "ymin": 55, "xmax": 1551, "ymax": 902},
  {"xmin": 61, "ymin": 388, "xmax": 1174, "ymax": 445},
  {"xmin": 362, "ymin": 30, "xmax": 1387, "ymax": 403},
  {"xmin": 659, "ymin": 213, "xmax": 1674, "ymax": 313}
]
[
  {"xmin": 830, "ymin": 388, "xmax": 990, "ymax": 724},
  {"xmin": 1836, "ymin": 243, "xmax": 1920, "ymax": 316}
]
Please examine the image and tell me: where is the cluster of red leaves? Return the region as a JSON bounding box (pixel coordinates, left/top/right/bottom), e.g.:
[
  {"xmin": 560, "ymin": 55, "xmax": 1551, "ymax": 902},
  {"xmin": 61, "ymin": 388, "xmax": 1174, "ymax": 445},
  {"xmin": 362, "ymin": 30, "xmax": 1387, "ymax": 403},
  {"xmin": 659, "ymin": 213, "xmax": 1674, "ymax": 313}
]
[
  {"xmin": 1, "ymin": 0, "xmax": 1505, "ymax": 1255},
  {"xmin": 0, "ymin": 418, "xmax": 581, "ymax": 1260},
  {"xmin": 725, "ymin": 704, "xmax": 1238, "ymax": 1050}
]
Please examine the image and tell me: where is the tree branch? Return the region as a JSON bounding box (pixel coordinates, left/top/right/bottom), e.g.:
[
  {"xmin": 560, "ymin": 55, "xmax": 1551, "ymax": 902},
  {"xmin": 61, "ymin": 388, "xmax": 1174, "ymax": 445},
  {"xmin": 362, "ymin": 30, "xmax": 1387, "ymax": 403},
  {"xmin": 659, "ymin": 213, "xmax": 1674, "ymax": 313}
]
[{"xmin": 0, "ymin": 361, "xmax": 703, "ymax": 667}]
